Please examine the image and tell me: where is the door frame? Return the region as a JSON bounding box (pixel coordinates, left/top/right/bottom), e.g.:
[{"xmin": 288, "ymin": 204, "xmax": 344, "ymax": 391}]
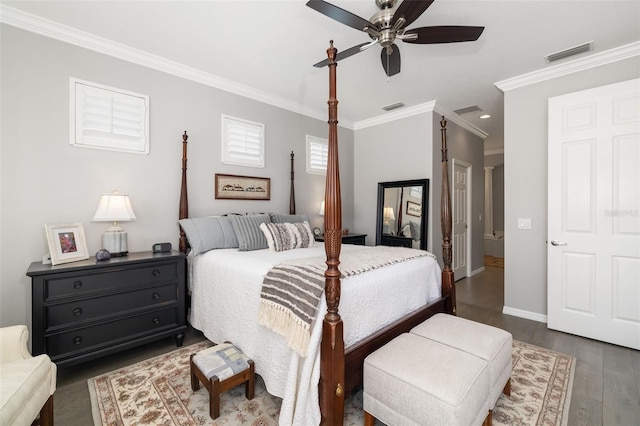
[{"xmin": 452, "ymin": 158, "xmax": 473, "ymax": 278}]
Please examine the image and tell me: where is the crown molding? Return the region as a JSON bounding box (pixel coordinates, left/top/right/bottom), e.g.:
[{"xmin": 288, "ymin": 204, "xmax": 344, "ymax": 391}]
[
  {"xmin": 495, "ymin": 40, "xmax": 640, "ymax": 92},
  {"xmin": 0, "ymin": 5, "xmax": 352, "ymax": 128},
  {"xmin": 484, "ymin": 148, "xmax": 504, "ymax": 156},
  {"xmin": 352, "ymin": 100, "xmax": 489, "ymax": 139},
  {"xmin": 353, "ymin": 101, "xmax": 436, "ymax": 130},
  {"xmin": 434, "ymin": 105, "xmax": 488, "ymax": 139}
]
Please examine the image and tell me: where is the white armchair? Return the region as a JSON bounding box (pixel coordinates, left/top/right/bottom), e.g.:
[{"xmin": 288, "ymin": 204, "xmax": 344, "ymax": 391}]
[{"xmin": 0, "ymin": 325, "xmax": 56, "ymax": 426}]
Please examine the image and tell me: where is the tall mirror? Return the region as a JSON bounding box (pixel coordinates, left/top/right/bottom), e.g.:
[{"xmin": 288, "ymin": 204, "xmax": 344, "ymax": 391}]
[{"xmin": 376, "ymin": 179, "xmax": 429, "ymax": 250}]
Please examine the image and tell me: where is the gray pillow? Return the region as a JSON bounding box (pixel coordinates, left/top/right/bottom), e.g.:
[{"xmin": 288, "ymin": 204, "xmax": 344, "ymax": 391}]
[
  {"xmin": 269, "ymin": 212, "xmax": 309, "ymax": 223},
  {"xmin": 410, "ymin": 221, "xmax": 421, "ymax": 241},
  {"xmin": 229, "ymin": 214, "xmax": 271, "ymax": 251},
  {"xmin": 178, "ymin": 216, "xmax": 239, "ymax": 255}
]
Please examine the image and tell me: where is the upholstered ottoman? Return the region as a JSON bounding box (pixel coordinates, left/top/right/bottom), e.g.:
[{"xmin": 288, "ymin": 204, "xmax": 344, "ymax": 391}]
[
  {"xmin": 410, "ymin": 313, "xmax": 512, "ymax": 412},
  {"xmin": 363, "ymin": 333, "xmax": 490, "ymax": 426},
  {"xmin": 190, "ymin": 342, "xmax": 254, "ymax": 419}
]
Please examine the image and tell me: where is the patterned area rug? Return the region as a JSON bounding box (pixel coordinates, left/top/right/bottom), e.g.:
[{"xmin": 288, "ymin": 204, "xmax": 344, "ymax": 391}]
[{"xmin": 89, "ymin": 339, "xmax": 574, "ymax": 425}]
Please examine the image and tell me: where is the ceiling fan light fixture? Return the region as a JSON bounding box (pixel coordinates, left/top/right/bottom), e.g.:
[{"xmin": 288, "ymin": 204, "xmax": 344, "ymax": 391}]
[{"xmin": 382, "ymin": 102, "xmax": 405, "ymax": 111}]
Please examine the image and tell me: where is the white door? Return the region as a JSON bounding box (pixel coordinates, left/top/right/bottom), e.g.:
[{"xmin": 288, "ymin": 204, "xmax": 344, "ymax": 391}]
[
  {"xmin": 548, "ymin": 78, "xmax": 640, "ymax": 350},
  {"xmin": 453, "ymin": 160, "xmax": 470, "ymax": 279}
]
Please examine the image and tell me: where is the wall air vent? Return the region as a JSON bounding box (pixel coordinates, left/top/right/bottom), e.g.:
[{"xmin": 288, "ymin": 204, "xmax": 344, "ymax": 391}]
[
  {"xmin": 545, "ymin": 41, "xmax": 593, "ymax": 63},
  {"xmin": 453, "ymin": 105, "xmax": 482, "ymax": 115},
  {"xmin": 382, "ymin": 102, "xmax": 405, "ymax": 111}
]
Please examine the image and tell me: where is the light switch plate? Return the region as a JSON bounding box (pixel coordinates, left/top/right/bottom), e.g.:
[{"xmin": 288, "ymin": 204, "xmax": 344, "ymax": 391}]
[{"xmin": 517, "ymin": 218, "xmax": 532, "ymax": 230}]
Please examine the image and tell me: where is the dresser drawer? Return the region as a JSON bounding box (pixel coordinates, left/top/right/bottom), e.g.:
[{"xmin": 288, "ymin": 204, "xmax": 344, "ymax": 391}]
[
  {"xmin": 45, "ymin": 283, "xmax": 178, "ymax": 329},
  {"xmin": 45, "ymin": 308, "xmax": 180, "ymax": 358},
  {"xmin": 44, "ymin": 262, "xmax": 178, "ymax": 300}
]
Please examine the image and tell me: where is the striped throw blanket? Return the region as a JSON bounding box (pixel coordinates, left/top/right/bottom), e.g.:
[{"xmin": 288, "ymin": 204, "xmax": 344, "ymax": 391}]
[{"xmin": 258, "ymin": 246, "xmax": 435, "ymax": 357}]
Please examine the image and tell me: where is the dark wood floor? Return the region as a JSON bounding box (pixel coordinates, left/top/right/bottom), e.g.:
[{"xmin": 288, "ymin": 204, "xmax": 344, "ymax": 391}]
[
  {"xmin": 53, "ymin": 266, "xmax": 639, "ymax": 425},
  {"xmin": 456, "ymin": 266, "xmax": 640, "ymax": 426}
]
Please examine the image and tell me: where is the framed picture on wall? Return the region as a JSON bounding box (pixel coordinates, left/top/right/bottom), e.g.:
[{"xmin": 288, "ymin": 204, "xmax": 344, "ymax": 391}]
[
  {"xmin": 406, "ymin": 201, "xmax": 422, "ymax": 217},
  {"xmin": 214, "ymin": 173, "xmax": 271, "ymax": 200},
  {"xmin": 45, "ymin": 223, "xmax": 89, "ymax": 265}
]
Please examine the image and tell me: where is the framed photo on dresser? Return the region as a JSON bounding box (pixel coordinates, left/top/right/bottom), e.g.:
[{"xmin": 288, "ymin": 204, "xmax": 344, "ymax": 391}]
[{"xmin": 45, "ymin": 223, "xmax": 89, "ymax": 265}]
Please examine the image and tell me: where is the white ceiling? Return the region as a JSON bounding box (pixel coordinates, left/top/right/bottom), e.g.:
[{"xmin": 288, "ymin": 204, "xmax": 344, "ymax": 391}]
[{"xmin": 3, "ymin": 1, "xmax": 639, "ymax": 152}]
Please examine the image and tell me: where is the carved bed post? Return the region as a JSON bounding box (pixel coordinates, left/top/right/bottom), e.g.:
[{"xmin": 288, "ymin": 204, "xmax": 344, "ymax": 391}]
[
  {"xmin": 440, "ymin": 117, "xmax": 456, "ymax": 315},
  {"xmin": 320, "ymin": 40, "xmax": 345, "ymax": 426},
  {"xmin": 179, "ymin": 131, "xmax": 189, "ymax": 254},
  {"xmin": 290, "ymin": 151, "xmax": 296, "ymax": 214}
]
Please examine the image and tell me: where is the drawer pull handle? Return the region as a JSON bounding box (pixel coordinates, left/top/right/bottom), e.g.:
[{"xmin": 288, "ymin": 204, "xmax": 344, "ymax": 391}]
[
  {"xmin": 153, "ymin": 270, "xmax": 160, "ymax": 277},
  {"xmin": 73, "ymin": 336, "xmax": 83, "ymax": 345},
  {"xmin": 73, "ymin": 308, "xmax": 83, "ymax": 316},
  {"xmin": 153, "ymin": 293, "xmax": 161, "ymax": 300},
  {"xmin": 73, "ymin": 281, "xmax": 83, "ymax": 289},
  {"xmin": 153, "ymin": 317, "xmax": 161, "ymax": 325}
]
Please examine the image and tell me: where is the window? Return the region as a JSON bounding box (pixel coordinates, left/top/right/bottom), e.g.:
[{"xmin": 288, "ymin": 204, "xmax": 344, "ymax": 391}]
[
  {"xmin": 221, "ymin": 114, "xmax": 265, "ymax": 168},
  {"xmin": 70, "ymin": 78, "xmax": 149, "ymax": 154},
  {"xmin": 306, "ymin": 135, "xmax": 328, "ymax": 175}
]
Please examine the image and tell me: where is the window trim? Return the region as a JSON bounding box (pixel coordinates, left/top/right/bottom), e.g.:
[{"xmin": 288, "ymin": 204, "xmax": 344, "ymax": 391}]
[
  {"xmin": 69, "ymin": 77, "xmax": 149, "ymax": 154},
  {"xmin": 306, "ymin": 135, "xmax": 328, "ymax": 175},
  {"xmin": 221, "ymin": 114, "xmax": 265, "ymax": 168}
]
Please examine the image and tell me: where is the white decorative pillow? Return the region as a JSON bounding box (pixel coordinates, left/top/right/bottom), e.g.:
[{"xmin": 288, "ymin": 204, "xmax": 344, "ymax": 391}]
[
  {"xmin": 260, "ymin": 222, "xmax": 297, "ymax": 252},
  {"xmin": 288, "ymin": 221, "xmax": 315, "ymax": 249}
]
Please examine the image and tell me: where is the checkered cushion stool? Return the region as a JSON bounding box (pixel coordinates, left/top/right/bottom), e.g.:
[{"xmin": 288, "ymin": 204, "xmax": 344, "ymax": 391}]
[{"xmin": 189, "ymin": 342, "xmax": 255, "ymax": 419}]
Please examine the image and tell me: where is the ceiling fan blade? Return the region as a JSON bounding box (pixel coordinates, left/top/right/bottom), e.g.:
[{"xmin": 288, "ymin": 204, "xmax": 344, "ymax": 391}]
[
  {"xmin": 380, "ymin": 44, "xmax": 401, "ymax": 77},
  {"xmin": 390, "ymin": 0, "xmax": 435, "ymax": 29},
  {"xmin": 403, "ymin": 26, "xmax": 484, "ymax": 44},
  {"xmin": 313, "ymin": 42, "xmax": 371, "ymax": 67},
  {"xmin": 306, "ymin": 0, "xmax": 373, "ymax": 32}
]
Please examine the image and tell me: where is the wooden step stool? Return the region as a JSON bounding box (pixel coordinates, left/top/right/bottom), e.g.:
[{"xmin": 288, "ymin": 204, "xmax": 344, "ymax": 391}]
[{"xmin": 190, "ymin": 342, "xmax": 255, "ymax": 419}]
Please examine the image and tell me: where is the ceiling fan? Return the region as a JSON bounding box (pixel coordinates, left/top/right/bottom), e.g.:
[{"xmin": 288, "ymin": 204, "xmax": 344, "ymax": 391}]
[{"xmin": 307, "ymin": 0, "xmax": 484, "ymax": 77}]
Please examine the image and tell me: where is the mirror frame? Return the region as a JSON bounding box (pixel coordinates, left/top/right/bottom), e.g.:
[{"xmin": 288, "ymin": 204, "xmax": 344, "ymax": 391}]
[{"xmin": 375, "ymin": 178, "xmax": 430, "ymax": 250}]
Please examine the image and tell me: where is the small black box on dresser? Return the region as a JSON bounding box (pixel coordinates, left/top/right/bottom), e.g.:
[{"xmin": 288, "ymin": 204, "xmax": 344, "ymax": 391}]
[{"xmin": 26, "ymin": 250, "xmax": 187, "ymax": 368}]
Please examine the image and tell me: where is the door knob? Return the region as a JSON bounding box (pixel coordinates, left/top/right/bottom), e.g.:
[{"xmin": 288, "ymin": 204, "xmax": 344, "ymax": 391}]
[{"xmin": 550, "ymin": 240, "xmax": 567, "ymax": 246}]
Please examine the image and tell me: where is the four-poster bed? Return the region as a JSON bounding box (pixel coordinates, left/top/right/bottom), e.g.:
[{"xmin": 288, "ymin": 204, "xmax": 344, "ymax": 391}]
[{"xmin": 178, "ymin": 41, "xmax": 455, "ymax": 425}]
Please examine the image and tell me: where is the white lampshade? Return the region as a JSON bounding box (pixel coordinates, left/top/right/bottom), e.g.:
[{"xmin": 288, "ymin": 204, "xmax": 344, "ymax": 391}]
[
  {"xmin": 93, "ymin": 191, "xmax": 136, "ymax": 222},
  {"xmin": 319, "ymin": 201, "xmax": 325, "ymax": 216},
  {"xmin": 383, "ymin": 206, "xmax": 396, "ymax": 223},
  {"xmin": 92, "ymin": 191, "xmax": 136, "ymax": 256}
]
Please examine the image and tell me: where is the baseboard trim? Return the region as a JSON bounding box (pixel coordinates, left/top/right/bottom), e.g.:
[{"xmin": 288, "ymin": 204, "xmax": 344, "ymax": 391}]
[
  {"xmin": 469, "ymin": 266, "xmax": 485, "ymax": 277},
  {"xmin": 502, "ymin": 306, "xmax": 547, "ymax": 323}
]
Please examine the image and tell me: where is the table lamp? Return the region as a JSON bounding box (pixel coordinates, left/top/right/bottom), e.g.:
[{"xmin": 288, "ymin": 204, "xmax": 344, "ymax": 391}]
[{"xmin": 92, "ymin": 190, "xmax": 136, "ymax": 256}]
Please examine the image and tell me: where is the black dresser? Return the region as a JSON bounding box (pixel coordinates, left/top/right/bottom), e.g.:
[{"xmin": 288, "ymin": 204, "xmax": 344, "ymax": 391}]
[
  {"xmin": 315, "ymin": 232, "xmax": 367, "ymax": 245},
  {"xmin": 380, "ymin": 234, "xmax": 414, "ymax": 248},
  {"xmin": 26, "ymin": 251, "xmax": 187, "ymax": 367}
]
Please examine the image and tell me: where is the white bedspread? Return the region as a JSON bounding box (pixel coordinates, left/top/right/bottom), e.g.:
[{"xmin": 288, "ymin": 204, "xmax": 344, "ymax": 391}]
[{"xmin": 188, "ymin": 244, "xmax": 441, "ymax": 425}]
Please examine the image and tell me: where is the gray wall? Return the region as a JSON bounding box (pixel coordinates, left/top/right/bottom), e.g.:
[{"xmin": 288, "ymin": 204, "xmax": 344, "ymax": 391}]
[
  {"xmin": 492, "ymin": 165, "xmax": 504, "ymax": 233},
  {"xmin": 431, "ymin": 115, "xmax": 486, "ymax": 274},
  {"xmin": 353, "ymin": 111, "xmax": 485, "ymax": 276},
  {"xmin": 353, "ymin": 113, "xmax": 434, "ymax": 250},
  {"xmin": 503, "ymin": 57, "xmax": 639, "ymax": 318},
  {"xmin": 0, "ymin": 25, "xmax": 355, "ymax": 328}
]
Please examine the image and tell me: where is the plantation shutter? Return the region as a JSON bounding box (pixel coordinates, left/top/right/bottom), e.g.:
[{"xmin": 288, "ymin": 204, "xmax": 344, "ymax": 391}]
[
  {"xmin": 306, "ymin": 135, "xmax": 328, "ymax": 174},
  {"xmin": 72, "ymin": 78, "xmax": 149, "ymax": 154},
  {"xmin": 222, "ymin": 115, "xmax": 265, "ymax": 168}
]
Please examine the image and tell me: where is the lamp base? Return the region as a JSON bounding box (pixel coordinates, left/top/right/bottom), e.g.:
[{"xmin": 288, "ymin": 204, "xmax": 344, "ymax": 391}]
[{"xmin": 102, "ymin": 227, "xmax": 129, "ymax": 257}]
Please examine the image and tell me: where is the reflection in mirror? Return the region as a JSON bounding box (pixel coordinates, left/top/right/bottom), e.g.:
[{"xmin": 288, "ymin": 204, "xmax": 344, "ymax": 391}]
[{"xmin": 376, "ymin": 179, "xmax": 429, "ymax": 250}]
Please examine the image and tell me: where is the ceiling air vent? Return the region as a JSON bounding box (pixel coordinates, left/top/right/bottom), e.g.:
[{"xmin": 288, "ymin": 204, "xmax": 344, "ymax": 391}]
[
  {"xmin": 545, "ymin": 41, "xmax": 593, "ymax": 63},
  {"xmin": 382, "ymin": 102, "xmax": 405, "ymax": 111},
  {"xmin": 453, "ymin": 105, "xmax": 482, "ymax": 115}
]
